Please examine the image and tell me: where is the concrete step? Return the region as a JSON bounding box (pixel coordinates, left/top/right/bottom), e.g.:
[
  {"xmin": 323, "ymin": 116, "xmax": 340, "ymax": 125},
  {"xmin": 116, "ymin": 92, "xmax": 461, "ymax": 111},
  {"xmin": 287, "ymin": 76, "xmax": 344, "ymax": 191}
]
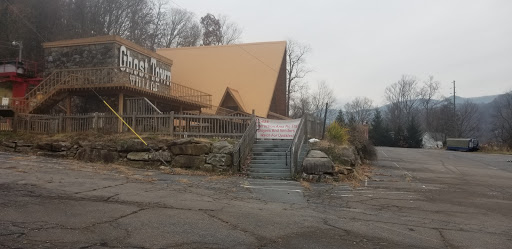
[
  {"xmin": 252, "ymin": 147, "xmax": 289, "ymax": 153},
  {"xmin": 252, "ymin": 144, "xmax": 290, "ymax": 149},
  {"xmin": 255, "ymin": 140, "xmax": 293, "ymax": 145},
  {"xmin": 249, "ymin": 163, "xmax": 289, "ymax": 169},
  {"xmin": 248, "ymin": 172, "xmax": 291, "ymax": 179},
  {"xmin": 252, "ymin": 152, "xmax": 288, "ymax": 157},
  {"xmin": 248, "ymin": 164, "xmax": 287, "ymax": 169},
  {"xmin": 249, "ymin": 167, "xmax": 290, "ymax": 174},
  {"xmin": 252, "ymin": 155, "xmax": 288, "ymax": 160},
  {"xmin": 250, "ymin": 159, "xmax": 287, "ymax": 165}
]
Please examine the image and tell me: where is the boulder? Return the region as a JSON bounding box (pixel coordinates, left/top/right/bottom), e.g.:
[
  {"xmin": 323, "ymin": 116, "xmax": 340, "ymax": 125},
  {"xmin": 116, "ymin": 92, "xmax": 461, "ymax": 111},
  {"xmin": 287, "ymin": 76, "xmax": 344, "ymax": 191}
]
[
  {"xmin": 51, "ymin": 142, "xmax": 72, "ymax": 152},
  {"xmin": 100, "ymin": 150, "xmax": 119, "ymax": 163},
  {"xmin": 171, "ymin": 155, "xmax": 205, "ymax": 169},
  {"xmin": 127, "ymin": 152, "xmax": 150, "ymax": 161},
  {"xmin": 117, "ymin": 140, "xmax": 151, "ymax": 152},
  {"xmin": 36, "ymin": 151, "xmax": 67, "ymax": 158},
  {"xmin": 35, "ymin": 142, "xmax": 53, "ymax": 151},
  {"xmin": 212, "ymin": 141, "xmax": 233, "ymax": 154},
  {"xmin": 201, "ymin": 164, "xmax": 214, "ymax": 172},
  {"xmin": 302, "ymin": 157, "xmax": 334, "ymax": 174},
  {"xmin": 126, "ymin": 151, "xmax": 171, "ymax": 162},
  {"xmin": 307, "ymin": 150, "xmax": 329, "ymax": 158},
  {"xmin": 167, "ymin": 138, "xmax": 205, "ymax": 147},
  {"xmin": 206, "ymin": 154, "xmax": 232, "ymax": 167},
  {"xmin": 170, "ymin": 143, "xmax": 210, "ymax": 156}
]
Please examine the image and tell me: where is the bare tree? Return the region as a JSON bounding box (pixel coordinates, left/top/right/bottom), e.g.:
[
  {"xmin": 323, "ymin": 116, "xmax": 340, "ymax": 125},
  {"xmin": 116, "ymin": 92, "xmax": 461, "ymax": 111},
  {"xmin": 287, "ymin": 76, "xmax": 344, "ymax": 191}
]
[
  {"xmin": 311, "ymin": 80, "xmax": 336, "ymax": 119},
  {"xmin": 289, "ymin": 84, "xmax": 312, "ymax": 118},
  {"xmin": 286, "ymin": 40, "xmax": 311, "ymax": 116},
  {"xmin": 419, "ymin": 75, "xmax": 440, "ymax": 131},
  {"xmin": 492, "ymin": 91, "xmax": 512, "ymax": 148},
  {"xmin": 218, "ymin": 14, "xmax": 242, "ymax": 45},
  {"xmin": 176, "ymin": 22, "xmax": 201, "ymax": 47},
  {"xmin": 344, "ymin": 97, "xmax": 374, "ymax": 125},
  {"xmin": 384, "ymin": 75, "xmax": 420, "ymax": 131},
  {"xmin": 162, "ymin": 8, "xmax": 195, "ymax": 47},
  {"xmin": 456, "ymin": 101, "xmax": 481, "ymax": 138}
]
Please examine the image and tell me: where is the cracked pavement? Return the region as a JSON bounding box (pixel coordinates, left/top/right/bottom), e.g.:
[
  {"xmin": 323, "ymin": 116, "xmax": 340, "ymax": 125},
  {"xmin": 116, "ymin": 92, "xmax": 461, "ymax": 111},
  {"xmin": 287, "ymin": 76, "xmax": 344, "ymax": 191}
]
[{"xmin": 1, "ymin": 147, "xmax": 512, "ymax": 248}]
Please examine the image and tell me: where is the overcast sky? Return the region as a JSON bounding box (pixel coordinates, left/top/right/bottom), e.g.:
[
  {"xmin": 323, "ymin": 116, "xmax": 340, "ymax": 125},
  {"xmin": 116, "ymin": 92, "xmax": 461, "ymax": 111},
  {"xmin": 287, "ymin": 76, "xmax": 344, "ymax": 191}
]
[{"xmin": 173, "ymin": 0, "xmax": 512, "ymax": 107}]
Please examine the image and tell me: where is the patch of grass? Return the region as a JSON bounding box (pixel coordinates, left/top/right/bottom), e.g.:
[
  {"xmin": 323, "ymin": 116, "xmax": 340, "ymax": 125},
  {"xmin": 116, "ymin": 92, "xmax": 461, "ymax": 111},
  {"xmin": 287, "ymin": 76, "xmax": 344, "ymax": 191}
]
[{"xmin": 177, "ymin": 178, "xmax": 190, "ymax": 184}]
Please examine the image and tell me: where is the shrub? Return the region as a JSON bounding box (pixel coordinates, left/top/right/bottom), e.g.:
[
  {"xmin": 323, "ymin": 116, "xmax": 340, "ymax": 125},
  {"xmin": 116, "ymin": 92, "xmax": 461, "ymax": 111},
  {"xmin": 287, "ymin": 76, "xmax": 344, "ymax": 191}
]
[
  {"xmin": 326, "ymin": 122, "xmax": 350, "ymax": 145},
  {"xmin": 349, "ymin": 125, "xmax": 377, "ymax": 161}
]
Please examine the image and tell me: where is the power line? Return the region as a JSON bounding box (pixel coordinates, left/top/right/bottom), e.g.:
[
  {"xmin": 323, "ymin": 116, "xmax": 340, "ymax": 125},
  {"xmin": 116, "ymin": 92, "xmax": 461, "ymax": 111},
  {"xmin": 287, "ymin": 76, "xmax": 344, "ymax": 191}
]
[
  {"xmin": 235, "ymin": 45, "xmax": 279, "ymax": 73},
  {"xmin": 3, "ymin": 0, "xmax": 48, "ymax": 42}
]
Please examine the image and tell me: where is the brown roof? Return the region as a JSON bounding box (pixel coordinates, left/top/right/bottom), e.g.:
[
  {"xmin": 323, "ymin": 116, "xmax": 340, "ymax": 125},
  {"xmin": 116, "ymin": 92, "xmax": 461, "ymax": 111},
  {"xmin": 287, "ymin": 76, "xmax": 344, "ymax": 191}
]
[
  {"xmin": 156, "ymin": 41, "xmax": 286, "ymax": 117},
  {"xmin": 43, "ymin": 35, "xmax": 173, "ymax": 66}
]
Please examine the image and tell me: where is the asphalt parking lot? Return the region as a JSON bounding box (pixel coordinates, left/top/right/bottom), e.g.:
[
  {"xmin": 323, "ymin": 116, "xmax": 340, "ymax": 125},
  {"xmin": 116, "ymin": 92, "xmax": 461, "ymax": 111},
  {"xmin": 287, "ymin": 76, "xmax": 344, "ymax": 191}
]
[{"xmin": 1, "ymin": 148, "xmax": 511, "ymax": 248}]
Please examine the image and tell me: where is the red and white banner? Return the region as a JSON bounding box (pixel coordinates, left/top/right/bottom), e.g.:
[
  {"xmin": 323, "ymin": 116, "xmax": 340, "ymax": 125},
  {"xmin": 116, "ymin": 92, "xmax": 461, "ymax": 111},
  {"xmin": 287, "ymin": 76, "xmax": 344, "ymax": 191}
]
[{"xmin": 256, "ymin": 118, "xmax": 301, "ymax": 140}]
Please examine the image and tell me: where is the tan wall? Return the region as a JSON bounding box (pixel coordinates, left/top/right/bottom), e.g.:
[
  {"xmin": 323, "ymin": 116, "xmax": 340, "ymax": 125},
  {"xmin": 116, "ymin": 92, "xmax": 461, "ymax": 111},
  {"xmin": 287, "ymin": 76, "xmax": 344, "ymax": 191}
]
[
  {"xmin": 0, "ymin": 84, "xmax": 13, "ymax": 98},
  {"xmin": 269, "ymin": 49, "xmax": 287, "ymax": 117}
]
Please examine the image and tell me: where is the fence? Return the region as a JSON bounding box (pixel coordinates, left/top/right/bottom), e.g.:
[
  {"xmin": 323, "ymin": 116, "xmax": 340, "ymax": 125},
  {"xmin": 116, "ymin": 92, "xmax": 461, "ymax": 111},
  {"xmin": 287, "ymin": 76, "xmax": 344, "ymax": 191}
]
[{"xmin": 11, "ymin": 112, "xmax": 253, "ymax": 138}]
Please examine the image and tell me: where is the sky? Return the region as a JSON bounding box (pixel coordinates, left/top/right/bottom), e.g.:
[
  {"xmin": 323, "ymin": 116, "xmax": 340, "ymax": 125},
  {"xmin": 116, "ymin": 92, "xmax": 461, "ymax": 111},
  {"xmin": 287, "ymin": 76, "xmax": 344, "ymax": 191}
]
[{"xmin": 170, "ymin": 0, "xmax": 512, "ymax": 107}]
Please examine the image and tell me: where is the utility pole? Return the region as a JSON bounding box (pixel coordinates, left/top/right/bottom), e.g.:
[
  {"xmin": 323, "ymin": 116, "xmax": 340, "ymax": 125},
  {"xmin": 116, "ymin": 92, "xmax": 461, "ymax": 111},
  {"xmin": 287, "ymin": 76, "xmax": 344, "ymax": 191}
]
[{"xmin": 453, "ymin": 80, "xmax": 457, "ymax": 137}]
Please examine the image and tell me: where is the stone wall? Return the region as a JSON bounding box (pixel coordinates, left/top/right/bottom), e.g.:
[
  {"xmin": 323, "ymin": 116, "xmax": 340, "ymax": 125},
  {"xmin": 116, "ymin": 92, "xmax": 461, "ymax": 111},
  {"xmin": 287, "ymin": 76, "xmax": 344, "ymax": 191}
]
[
  {"xmin": 44, "ymin": 43, "xmax": 117, "ymax": 76},
  {"xmin": 1, "ymin": 138, "xmax": 234, "ymax": 173}
]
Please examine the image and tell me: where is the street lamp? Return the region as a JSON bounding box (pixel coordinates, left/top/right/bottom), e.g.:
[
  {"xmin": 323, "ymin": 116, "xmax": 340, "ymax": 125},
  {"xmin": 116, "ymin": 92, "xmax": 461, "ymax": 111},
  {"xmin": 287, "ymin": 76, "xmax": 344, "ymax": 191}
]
[{"xmin": 12, "ymin": 41, "xmax": 23, "ymax": 62}]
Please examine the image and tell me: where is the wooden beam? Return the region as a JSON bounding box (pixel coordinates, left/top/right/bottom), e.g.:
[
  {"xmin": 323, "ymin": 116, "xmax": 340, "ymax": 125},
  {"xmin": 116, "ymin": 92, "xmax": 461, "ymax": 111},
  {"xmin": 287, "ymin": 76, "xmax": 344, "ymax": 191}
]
[{"xmin": 118, "ymin": 93, "xmax": 124, "ymax": 133}]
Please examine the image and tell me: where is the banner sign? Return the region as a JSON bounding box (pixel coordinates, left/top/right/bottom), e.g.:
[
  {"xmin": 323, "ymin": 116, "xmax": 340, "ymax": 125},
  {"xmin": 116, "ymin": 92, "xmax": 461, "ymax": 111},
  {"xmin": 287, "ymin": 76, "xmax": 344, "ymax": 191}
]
[{"xmin": 256, "ymin": 118, "xmax": 301, "ymax": 140}]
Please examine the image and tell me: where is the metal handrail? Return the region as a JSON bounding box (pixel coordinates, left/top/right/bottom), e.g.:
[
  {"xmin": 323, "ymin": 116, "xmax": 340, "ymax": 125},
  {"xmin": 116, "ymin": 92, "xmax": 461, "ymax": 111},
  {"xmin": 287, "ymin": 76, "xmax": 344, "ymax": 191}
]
[
  {"xmin": 233, "ymin": 117, "xmax": 257, "ymax": 171},
  {"xmin": 286, "ymin": 116, "xmax": 307, "ymax": 176}
]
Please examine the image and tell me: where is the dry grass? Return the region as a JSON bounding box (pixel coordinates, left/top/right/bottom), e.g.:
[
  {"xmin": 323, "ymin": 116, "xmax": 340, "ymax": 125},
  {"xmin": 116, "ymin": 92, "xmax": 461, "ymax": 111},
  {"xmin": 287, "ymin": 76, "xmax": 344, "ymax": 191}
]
[
  {"xmin": 177, "ymin": 178, "xmax": 190, "ymax": 184},
  {"xmin": 299, "ymin": 180, "xmax": 312, "ymax": 191},
  {"xmin": 479, "ymin": 144, "xmax": 512, "ymax": 155},
  {"xmin": 206, "ymin": 175, "xmax": 229, "ymax": 181},
  {"xmin": 338, "ymin": 164, "xmax": 373, "ymax": 188}
]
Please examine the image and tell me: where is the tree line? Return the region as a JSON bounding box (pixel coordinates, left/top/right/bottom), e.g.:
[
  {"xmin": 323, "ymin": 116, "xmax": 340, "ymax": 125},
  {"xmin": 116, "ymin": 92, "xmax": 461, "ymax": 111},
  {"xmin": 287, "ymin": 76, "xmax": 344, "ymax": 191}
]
[
  {"xmin": 333, "ymin": 75, "xmax": 512, "ymax": 149},
  {"xmin": 0, "ymin": 0, "xmax": 242, "ymax": 63}
]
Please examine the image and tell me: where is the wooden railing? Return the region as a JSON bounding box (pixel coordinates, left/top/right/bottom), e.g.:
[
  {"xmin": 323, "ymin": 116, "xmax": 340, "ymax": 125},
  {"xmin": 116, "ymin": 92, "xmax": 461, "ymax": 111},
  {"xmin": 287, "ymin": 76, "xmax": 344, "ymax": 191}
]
[
  {"xmin": 17, "ymin": 67, "xmax": 212, "ymax": 113},
  {"xmin": 12, "ymin": 112, "xmax": 251, "ymax": 138},
  {"xmin": 233, "ymin": 117, "xmax": 257, "ymax": 171}
]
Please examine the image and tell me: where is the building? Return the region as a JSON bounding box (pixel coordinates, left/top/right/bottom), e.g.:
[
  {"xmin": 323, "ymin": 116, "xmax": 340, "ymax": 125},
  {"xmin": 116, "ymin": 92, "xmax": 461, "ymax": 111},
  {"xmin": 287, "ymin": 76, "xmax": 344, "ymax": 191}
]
[{"xmin": 157, "ymin": 41, "xmax": 288, "ymax": 119}]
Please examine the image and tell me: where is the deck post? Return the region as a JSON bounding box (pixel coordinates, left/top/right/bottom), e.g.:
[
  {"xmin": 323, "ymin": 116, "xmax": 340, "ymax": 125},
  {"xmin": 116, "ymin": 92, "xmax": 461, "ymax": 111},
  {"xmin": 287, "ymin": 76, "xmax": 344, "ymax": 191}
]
[{"xmin": 118, "ymin": 93, "xmax": 124, "ymax": 133}]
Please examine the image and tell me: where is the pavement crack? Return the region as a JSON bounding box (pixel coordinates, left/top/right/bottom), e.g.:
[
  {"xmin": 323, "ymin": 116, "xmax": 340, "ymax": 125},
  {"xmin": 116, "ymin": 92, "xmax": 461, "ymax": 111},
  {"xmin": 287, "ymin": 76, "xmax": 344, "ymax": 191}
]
[{"xmin": 74, "ymin": 182, "xmax": 128, "ymax": 194}]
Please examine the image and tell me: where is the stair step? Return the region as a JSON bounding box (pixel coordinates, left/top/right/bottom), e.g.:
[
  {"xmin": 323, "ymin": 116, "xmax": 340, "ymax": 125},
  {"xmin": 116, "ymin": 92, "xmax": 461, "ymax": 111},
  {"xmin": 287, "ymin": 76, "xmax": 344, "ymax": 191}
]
[
  {"xmin": 249, "ymin": 163, "xmax": 289, "ymax": 168},
  {"xmin": 252, "ymin": 151, "xmax": 288, "ymax": 156},
  {"xmin": 255, "ymin": 140, "xmax": 293, "ymax": 145},
  {"xmin": 252, "ymin": 148, "xmax": 289, "ymax": 152},
  {"xmin": 250, "ymin": 159, "xmax": 287, "ymax": 164},
  {"xmin": 252, "ymin": 155, "xmax": 287, "ymax": 160},
  {"xmin": 247, "ymin": 172, "xmax": 291, "ymax": 179},
  {"xmin": 249, "ymin": 167, "xmax": 289, "ymax": 173}
]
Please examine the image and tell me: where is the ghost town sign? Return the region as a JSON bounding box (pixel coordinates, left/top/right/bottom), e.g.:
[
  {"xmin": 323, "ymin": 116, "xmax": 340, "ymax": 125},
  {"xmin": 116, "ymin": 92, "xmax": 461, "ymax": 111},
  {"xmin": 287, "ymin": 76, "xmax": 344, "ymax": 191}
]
[
  {"xmin": 256, "ymin": 118, "xmax": 301, "ymax": 139},
  {"xmin": 119, "ymin": 45, "xmax": 171, "ymax": 92}
]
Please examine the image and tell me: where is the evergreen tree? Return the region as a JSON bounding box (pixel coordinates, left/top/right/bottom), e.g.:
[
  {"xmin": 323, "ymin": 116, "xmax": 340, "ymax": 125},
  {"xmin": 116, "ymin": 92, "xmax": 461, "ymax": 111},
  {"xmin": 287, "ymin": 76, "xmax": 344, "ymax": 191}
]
[
  {"xmin": 369, "ymin": 108, "xmax": 393, "ymax": 146},
  {"xmin": 335, "ymin": 109, "xmax": 345, "ymax": 126},
  {"xmin": 405, "ymin": 116, "xmax": 423, "ymax": 148}
]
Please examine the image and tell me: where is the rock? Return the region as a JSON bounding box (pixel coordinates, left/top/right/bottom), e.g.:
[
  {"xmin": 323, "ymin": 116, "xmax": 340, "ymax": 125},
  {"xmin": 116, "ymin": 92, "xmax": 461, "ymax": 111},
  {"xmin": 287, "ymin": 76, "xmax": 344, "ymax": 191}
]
[
  {"xmin": 2, "ymin": 142, "xmax": 16, "ymax": 148},
  {"xmin": 302, "ymin": 157, "xmax": 334, "ymax": 174},
  {"xmin": 100, "ymin": 150, "xmax": 118, "ymax": 163},
  {"xmin": 51, "ymin": 142, "xmax": 71, "ymax": 152},
  {"xmin": 201, "ymin": 164, "xmax": 214, "ymax": 172},
  {"xmin": 167, "ymin": 138, "xmax": 204, "ymax": 147},
  {"xmin": 117, "ymin": 140, "xmax": 151, "ymax": 152},
  {"xmin": 212, "ymin": 141, "xmax": 233, "ymax": 154},
  {"xmin": 207, "ymin": 154, "xmax": 232, "ymax": 167},
  {"xmin": 127, "ymin": 152, "xmax": 150, "ymax": 161},
  {"xmin": 335, "ymin": 166, "xmax": 354, "ymax": 175},
  {"xmin": 301, "ymin": 173, "xmax": 320, "ymax": 182},
  {"xmin": 171, "ymin": 155, "xmax": 205, "ymax": 169},
  {"xmin": 35, "ymin": 142, "xmax": 53, "ymax": 151},
  {"xmin": 170, "ymin": 143, "xmax": 210, "ymax": 156},
  {"xmin": 307, "ymin": 150, "xmax": 329, "ymax": 158},
  {"xmin": 36, "ymin": 151, "xmax": 67, "ymax": 158}
]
